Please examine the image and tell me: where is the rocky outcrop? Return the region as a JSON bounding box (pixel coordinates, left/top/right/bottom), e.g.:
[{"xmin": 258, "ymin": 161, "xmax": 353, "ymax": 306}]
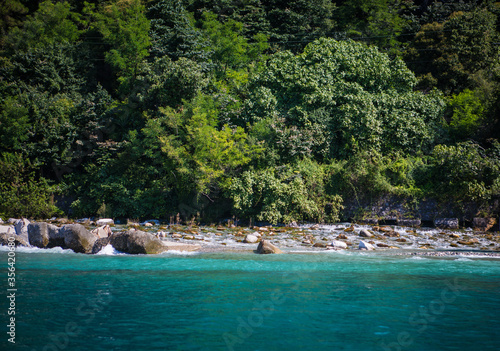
[
  {"xmin": 256, "ymin": 240, "xmax": 283, "ymax": 254},
  {"xmin": 0, "ymin": 233, "xmax": 29, "ymax": 247},
  {"xmin": 359, "ymin": 241, "xmax": 375, "ymax": 250},
  {"xmin": 473, "ymin": 218, "xmax": 496, "ymax": 231},
  {"xmin": 397, "ymin": 218, "xmax": 421, "ymax": 227},
  {"xmin": 434, "ymin": 218, "xmax": 459, "ymax": 229},
  {"xmin": 61, "ymin": 224, "xmax": 97, "ymax": 254},
  {"xmin": 109, "ymin": 230, "xmax": 167, "ymax": 254}
]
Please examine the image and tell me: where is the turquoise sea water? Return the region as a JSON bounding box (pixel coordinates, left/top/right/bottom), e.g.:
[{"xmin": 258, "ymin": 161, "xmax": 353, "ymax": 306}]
[{"xmin": 2, "ymin": 248, "xmax": 500, "ymax": 351}]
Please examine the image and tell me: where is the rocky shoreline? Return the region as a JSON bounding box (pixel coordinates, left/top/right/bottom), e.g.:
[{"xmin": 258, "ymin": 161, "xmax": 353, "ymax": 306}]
[{"xmin": 1, "ymin": 217, "xmax": 500, "ymax": 257}]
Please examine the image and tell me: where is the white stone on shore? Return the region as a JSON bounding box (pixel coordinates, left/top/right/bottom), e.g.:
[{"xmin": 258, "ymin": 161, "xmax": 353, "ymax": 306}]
[
  {"xmin": 96, "ymin": 218, "xmax": 114, "ymax": 226},
  {"xmin": 359, "ymin": 240, "xmax": 375, "ymax": 250},
  {"xmin": 244, "ymin": 234, "xmax": 259, "ymax": 243},
  {"xmin": 91, "ymin": 225, "xmax": 112, "ymax": 239},
  {"xmin": 251, "ymin": 231, "xmax": 262, "ymax": 238},
  {"xmin": 330, "ymin": 240, "xmax": 347, "ymax": 249}
]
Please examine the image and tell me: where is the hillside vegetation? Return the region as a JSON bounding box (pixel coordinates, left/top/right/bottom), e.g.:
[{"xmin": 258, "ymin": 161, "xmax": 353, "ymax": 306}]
[{"xmin": 1, "ymin": 0, "xmax": 499, "ymax": 223}]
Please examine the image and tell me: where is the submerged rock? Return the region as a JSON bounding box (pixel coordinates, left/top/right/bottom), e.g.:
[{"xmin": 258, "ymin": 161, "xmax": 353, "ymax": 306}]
[
  {"xmin": 359, "ymin": 241, "xmax": 375, "ymax": 250},
  {"xmin": 256, "ymin": 240, "xmax": 283, "ymax": 254},
  {"xmin": 109, "ymin": 230, "xmax": 167, "ymax": 254},
  {"xmin": 61, "ymin": 224, "xmax": 97, "ymax": 254},
  {"xmin": 91, "ymin": 237, "xmax": 110, "ymax": 254}
]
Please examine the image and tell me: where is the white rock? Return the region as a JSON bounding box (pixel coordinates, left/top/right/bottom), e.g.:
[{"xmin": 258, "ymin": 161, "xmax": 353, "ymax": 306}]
[
  {"xmin": 144, "ymin": 223, "xmax": 153, "ymax": 227},
  {"xmin": 331, "ymin": 240, "xmax": 347, "ymax": 249},
  {"xmin": 0, "ymin": 225, "xmax": 15, "ymax": 234},
  {"xmin": 91, "ymin": 225, "xmax": 112, "ymax": 239},
  {"xmin": 244, "ymin": 234, "xmax": 259, "ymax": 243},
  {"xmin": 359, "ymin": 240, "xmax": 375, "ymax": 250},
  {"xmin": 252, "ymin": 231, "xmax": 262, "ymax": 238},
  {"xmin": 96, "ymin": 218, "xmax": 114, "ymax": 226},
  {"xmin": 15, "ymin": 218, "xmax": 30, "ymax": 242},
  {"xmin": 8, "ymin": 218, "xmax": 18, "ymax": 224},
  {"xmin": 0, "ymin": 218, "xmax": 3, "ymax": 224},
  {"xmin": 359, "ymin": 229, "xmax": 374, "ymax": 238}
]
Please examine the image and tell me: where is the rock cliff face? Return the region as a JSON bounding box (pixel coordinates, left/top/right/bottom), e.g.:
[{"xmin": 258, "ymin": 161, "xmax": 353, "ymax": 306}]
[{"xmin": 342, "ymin": 196, "xmax": 500, "ymax": 228}]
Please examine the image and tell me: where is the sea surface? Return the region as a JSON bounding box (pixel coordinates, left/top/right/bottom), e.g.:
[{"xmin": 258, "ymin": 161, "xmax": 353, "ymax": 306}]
[{"xmin": 2, "ymin": 246, "xmax": 500, "ymax": 351}]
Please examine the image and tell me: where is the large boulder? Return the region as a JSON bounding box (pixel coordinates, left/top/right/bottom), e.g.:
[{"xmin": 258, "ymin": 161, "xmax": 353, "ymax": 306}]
[
  {"xmin": 109, "ymin": 230, "xmax": 167, "ymax": 254},
  {"xmin": 15, "ymin": 218, "xmax": 30, "ymax": 242},
  {"xmin": 61, "ymin": 224, "xmax": 97, "ymax": 254},
  {"xmin": 0, "ymin": 233, "xmax": 29, "ymax": 247},
  {"xmin": 28, "ymin": 222, "xmax": 50, "ymax": 248},
  {"xmin": 359, "ymin": 240, "xmax": 375, "ymax": 250},
  {"xmin": 256, "ymin": 240, "xmax": 283, "ymax": 254}
]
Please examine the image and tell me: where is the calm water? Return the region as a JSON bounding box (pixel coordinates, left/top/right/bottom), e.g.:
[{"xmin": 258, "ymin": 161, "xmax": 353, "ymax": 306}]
[{"xmin": 2, "ymin": 248, "xmax": 500, "ymax": 351}]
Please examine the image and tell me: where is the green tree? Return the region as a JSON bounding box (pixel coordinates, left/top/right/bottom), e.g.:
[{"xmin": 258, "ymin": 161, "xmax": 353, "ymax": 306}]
[
  {"xmin": 4, "ymin": 0, "xmax": 79, "ymax": 53},
  {"xmin": 0, "ymin": 0, "xmax": 28, "ymax": 46},
  {"xmin": 244, "ymin": 38, "xmax": 445, "ymax": 161},
  {"xmin": 229, "ymin": 160, "xmax": 343, "ymax": 224},
  {"xmin": 92, "ymin": 0, "xmax": 151, "ymax": 86},
  {"xmin": 0, "ymin": 153, "xmax": 61, "ymax": 219},
  {"xmin": 406, "ymin": 8, "xmax": 499, "ymax": 94},
  {"xmin": 447, "ymin": 89, "xmax": 486, "ymax": 141},
  {"xmin": 147, "ymin": 0, "xmax": 210, "ymax": 64},
  {"xmin": 159, "ymin": 94, "xmax": 260, "ymax": 197}
]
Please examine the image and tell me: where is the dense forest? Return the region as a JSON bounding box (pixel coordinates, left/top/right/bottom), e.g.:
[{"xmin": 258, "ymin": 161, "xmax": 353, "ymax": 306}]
[{"xmin": 0, "ymin": 0, "xmax": 499, "ymax": 224}]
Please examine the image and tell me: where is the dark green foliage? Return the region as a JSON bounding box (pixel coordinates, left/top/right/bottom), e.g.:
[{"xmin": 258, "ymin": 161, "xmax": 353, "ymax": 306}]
[
  {"xmin": 230, "ymin": 159, "xmax": 343, "ymax": 224},
  {"xmin": 0, "ymin": 0, "xmax": 498, "ymax": 221},
  {"xmin": 0, "ymin": 153, "xmax": 61, "ymax": 219},
  {"xmin": 419, "ymin": 141, "xmax": 500, "ymax": 208},
  {"xmin": 148, "ymin": 0, "xmax": 210, "ymax": 64},
  {"xmin": 244, "ymin": 39, "xmax": 445, "ymax": 160}
]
